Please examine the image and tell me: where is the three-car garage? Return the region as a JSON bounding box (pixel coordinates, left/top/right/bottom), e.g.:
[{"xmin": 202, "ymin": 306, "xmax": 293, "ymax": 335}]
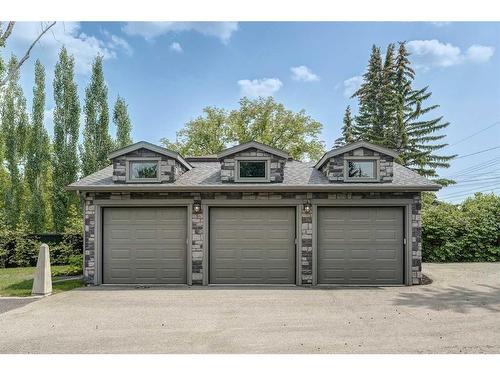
[{"xmin": 100, "ymin": 204, "xmax": 406, "ymax": 286}]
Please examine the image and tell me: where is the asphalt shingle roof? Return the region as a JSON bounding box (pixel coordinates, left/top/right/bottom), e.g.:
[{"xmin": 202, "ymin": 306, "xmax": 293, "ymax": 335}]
[{"xmin": 68, "ymin": 160, "xmax": 441, "ymax": 191}]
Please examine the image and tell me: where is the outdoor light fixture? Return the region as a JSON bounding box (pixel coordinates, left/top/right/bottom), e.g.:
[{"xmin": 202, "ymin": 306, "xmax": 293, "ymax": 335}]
[
  {"xmin": 303, "ymin": 202, "xmax": 312, "ymax": 214},
  {"xmin": 193, "ymin": 202, "xmax": 202, "ymax": 213}
]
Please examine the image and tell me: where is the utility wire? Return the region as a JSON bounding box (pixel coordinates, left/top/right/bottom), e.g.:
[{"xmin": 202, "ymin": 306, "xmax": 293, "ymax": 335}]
[
  {"xmin": 442, "ymin": 120, "xmax": 500, "ymax": 149},
  {"xmin": 454, "ymin": 146, "xmax": 500, "ymax": 160}
]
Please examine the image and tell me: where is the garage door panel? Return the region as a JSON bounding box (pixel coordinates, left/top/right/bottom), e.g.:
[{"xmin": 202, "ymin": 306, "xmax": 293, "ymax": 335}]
[
  {"xmin": 210, "ymin": 207, "xmax": 295, "ymax": 284},
  {"xmin": 103, "ymin": 207, "xmax": 187, "ymax": 284},
  {"xmin": 318, "ymin": 207, "xmax": 404, "ymax": 285}
]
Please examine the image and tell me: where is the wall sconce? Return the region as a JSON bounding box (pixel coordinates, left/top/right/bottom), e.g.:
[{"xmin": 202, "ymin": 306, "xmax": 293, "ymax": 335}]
[
  {"xmin": 303, "ymin": 202, "xmax": 312, "ymax": 214},
  {"xmin": 193, "ymin": 202, "xmax": 202, "ymax": 214}
]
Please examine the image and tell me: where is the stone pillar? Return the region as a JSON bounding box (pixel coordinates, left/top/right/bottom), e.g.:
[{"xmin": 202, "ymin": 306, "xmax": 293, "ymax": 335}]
[
  {"xmin": 301, "ymin": 201, "xmax": 313, "ymax": 285},
  {"xmin": 191, "ymin": 198, "xmax": 204, "ymax": 285},
  {"xmin": 32, "ymin": 243, "xmax": 52, "ymax": 296}
]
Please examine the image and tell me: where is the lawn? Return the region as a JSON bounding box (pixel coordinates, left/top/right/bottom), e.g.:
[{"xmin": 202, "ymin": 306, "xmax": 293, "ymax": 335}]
[{"xmin": 0, "ymin": 266, "xmax": 84, "ymax": 297}]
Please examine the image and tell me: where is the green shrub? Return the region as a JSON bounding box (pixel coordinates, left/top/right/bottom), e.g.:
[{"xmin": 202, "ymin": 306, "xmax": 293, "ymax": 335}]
[{"xmin": 422, "ymin": 193, "xmax": 500, "ymax": 262}]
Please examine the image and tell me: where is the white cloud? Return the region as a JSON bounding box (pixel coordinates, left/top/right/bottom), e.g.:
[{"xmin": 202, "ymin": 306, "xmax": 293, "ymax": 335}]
[
  {"xmin": 465, "ymin": 45, "xmax": 495, "ymax": 63},
  {"xmin": 290, "ymin": 65, "xmax": 319, "ymax": 82},
  {"xmin": 6, "ymin": 22, "xmax": 131, "ymax": 75},
  {"xmin": 431, "ymin": 22, "xmax": 451, "ymax": 27},
  {"xmin": 123, "ymin": 22, "xmax": 238, "ymax": 44},
  {"xmin": 237, "ymin": 78, "xmax": 283, "ymax": 98},
  {"xmin": 342, "ymin": 76, "xmax": 363, "ymax": 98},
  {"xmin": 170, "ymin": 42, "xmax": 183, "ymax": 53},
  {"xmin": 407, "ymin": 39, "xmax": 494, "ymax": 69}
]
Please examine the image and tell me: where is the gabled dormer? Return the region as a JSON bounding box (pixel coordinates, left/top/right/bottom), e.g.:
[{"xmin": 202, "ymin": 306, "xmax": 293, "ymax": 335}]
[
  {"xmin": 217, "ymin": 141, "xmax": 290, "ymax": 183},
  {"xmin": 109, "ymin": 141, "xmax": 192, "ymax": 184},
  {"xmin": 315, "ymin": 141, "xmax": 397, "ymax": 183}
]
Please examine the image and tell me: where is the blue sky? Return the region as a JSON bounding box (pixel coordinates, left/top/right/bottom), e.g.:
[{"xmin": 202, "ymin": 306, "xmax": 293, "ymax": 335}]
[{"xmin": 4, "ymin": 21, "xmax": 500, "ymax": 201}]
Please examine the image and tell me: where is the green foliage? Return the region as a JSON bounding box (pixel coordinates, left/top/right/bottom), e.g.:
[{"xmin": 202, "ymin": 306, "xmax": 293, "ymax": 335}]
[
  {"xmin": 25, "ymin": 60, "xmax": 51, "ymax": 232},
  {"xmin": 52, "ymin": 47, "xmax": 81, "ymax": 232},
  {"xmin": 334, "ymin": 105, "xmax": 355, "ymax": 148},
  {"xmin": 81, "ymin": 54, "xmax": 113, "ymax": 176},
  {"xmin": 113, "ymin": 95, "xmax": 133, "ymax": 149},
  {"xmin": 348, "ymin": 42, "xmax": 456, "ymax": 183},
  {"xmin": 163, "ymin": 97, "xmax": 325, "ymax": 161},
  {"xmin": 422, "ymin": 193, "xmax": 500, "ymax": 262}
]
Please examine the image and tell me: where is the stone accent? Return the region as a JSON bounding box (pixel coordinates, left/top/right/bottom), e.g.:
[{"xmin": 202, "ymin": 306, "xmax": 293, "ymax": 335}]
[
  {"xmin": 82, "ymin": 190, "xmax": 422, "ymax": 286},
  {"xmin": 320, "ymin": 147, "xmax": 394, "ymax": 183},
  {"xmin": 220, "ymin": 147, "xmax": 286, "ymax": 183},
  {"xmin": 112, "ymin": 148, "xmax": 187, "ymax": 183}
]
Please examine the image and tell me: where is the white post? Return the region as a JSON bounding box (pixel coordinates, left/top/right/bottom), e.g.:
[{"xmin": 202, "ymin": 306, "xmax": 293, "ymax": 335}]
[{"xmin": 32, "ymin": 243, "xmax": 52, "ymax": 296}]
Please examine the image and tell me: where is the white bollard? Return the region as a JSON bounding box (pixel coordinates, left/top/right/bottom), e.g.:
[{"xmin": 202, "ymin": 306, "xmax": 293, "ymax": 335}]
[{"xmin": 32, "ymin": 243, "xmax": 52, "ymax": 296}]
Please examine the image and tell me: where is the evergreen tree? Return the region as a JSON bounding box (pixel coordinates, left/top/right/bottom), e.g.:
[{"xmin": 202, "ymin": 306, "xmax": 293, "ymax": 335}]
[
  {"xmin": 81, "ymin": 55, "xmax": 112, "ymax": 176},
  {"xmin": 113, "ymin": 95, "xmax": 133, "ymax": 149},
  {"xmin": 25, "ymin": 60, "xmax": 51, "ymax": 232},
  {"xmin": 52, "ymin": 47, "xmax": 80, "ymax": 232},
  {"xmin": 352, "ymin": 45, "xmax": 383, "ymax": 141},
  {"xmin": 0, "ymin": 56, "xmax": 29, "ymax": 229},
  {"xmin": 334, "ymin": 106, "xmax": 356, "ymax": 148}
]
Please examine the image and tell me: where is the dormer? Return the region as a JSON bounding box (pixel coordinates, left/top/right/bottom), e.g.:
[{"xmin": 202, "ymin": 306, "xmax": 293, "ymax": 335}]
[
  {"xmin": 315, "ymin": 141, "xmax": 397, "ymax": 183},
  {"xmin": 108, "ymin": 141, "xmax": 192, "ymax": 184},
  {"xmin": 217, "ymin": 141, "xmax": 290, "ymax": 183}
]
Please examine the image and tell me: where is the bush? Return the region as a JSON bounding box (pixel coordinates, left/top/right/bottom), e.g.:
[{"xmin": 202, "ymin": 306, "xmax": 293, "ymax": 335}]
[{"xmin": 422, "ymin": 193, "xmax": 500, "ymax": 262}]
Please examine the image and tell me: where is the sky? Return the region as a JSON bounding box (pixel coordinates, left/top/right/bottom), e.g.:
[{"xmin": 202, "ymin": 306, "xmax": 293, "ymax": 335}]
[{"xmin": 3, "ymin": 21, "xmax": 500, "ymax": 202}]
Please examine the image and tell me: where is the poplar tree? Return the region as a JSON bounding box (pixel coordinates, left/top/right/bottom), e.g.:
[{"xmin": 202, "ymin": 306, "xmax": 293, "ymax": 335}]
[
  {"xmin": 25, "ymin": 60, "xmax": 51, "ymax": 232},
  {"xmin": 52, "ymin": 47, "xmax": 80, "ymax": 231},
  {"xmin": 81, "ymin": 55, "xmax": 112, "ymax": 176},
  {"xmin": 113, "ymin": 95, "xmax": 133, "ymax": 149},
  {"xmin": 0, "ymin": 56, "xmax": 29, "ymax": 229},
  {"xmin": 334, "ymin": 105, "xmax": 356, "ymax": 148}
]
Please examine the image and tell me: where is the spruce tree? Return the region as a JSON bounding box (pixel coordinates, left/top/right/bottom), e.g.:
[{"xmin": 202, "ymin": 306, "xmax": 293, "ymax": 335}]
[
  {"xmin": 25, "ymin": 60, "xmax": 51, "ymax": 232},
  {"xmin": 0, "ymin": 56, "xmax": 29, "ymax": 229},
  {"xmin": 81, "ymin": 54, "xmax": 112, "ymax": 176},
  {"xmin": 334, "ymin": 106, "xmax": 356, "ymax": 148},
  {"xmin": 113, "ymin": 95, "xmax": 133, "ymax": 149},
  {"xmin": 352, "ymin": 45, "xmax": 383, "ymax": 141},
  {"xmin": 52, "ymin": 47, "xmax": 80, "ymax": 232}
]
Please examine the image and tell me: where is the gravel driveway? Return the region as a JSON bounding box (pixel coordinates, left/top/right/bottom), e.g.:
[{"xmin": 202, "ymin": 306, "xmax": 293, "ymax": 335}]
[{"xmin": 0, "ymin": 263, "xmax": 499, "ymax": 354}]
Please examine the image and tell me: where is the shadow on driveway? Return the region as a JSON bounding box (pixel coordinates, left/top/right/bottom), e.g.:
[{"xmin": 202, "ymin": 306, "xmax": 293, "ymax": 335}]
[{"xmin": 393, "ymin": 284, "xmax": 500, "ymax": 313}]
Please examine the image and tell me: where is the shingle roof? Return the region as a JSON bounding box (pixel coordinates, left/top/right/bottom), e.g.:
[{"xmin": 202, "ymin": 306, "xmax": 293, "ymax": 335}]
[{"xmin": 68, "ymin": 160, "xmax": 441, "ymax": 192}]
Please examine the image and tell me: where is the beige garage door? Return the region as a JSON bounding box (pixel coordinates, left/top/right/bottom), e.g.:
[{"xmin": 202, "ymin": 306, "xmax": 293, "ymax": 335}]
[
  {"xmin": 103, "ymin": 207, "xmax": 187, "ymax": 284},
  {"xmin": 210, "ymin": 207, "xmax": 296, "ymax": 284},
  {"xmin": 318, "ymin": 207, "xmax": 404, "ymax": 285}
]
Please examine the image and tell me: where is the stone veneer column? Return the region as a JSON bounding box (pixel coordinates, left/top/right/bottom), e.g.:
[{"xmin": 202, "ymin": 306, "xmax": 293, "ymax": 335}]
[
  {"xmin": 84, "ymin": 193, "xmax": 96, "ymax": 284},
  {"xmin": 411, "ymin": 193, "xmax": 423, "ymax": 284},
  {"xmin": 191, "ymin": 197, "xmax": 204, "ymax": 284},
  {"xmin": 301, "ymin": 197, "xmax": 313, "ymax": 285}
]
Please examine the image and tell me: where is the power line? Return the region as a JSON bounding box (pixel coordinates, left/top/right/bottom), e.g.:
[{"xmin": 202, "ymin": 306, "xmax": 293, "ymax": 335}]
[
  {"xmin": 444, "ymin": 157, "xmax": 500, "ymax": 178},
  {"xmin": 442, "ymin": 120, "xmax": 500, "ymax": 149},
  {"xmin": 454, "ymin": 146, "xmax": 500, "ymax": 160},
  {"xmin": 440, "ymin": 184, "xmax": 500, "ymax": 199}
]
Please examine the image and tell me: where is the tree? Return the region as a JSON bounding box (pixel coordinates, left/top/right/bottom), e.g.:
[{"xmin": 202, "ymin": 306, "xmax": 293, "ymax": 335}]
[
  {"xmin": 334, "ymin": 106, "xmax": 356, "ymax": 148},
  {"xmin": 52, "ymin": 47, "xmax": 80, "ymax": 232},
  {"xmin": 0, "ymin": 56, "xmax": 29, "ymax": 229},
  {"xmin": 352, "ymin": 45, "xmax": 383, "ymax": 142},
  {"xmin": 163, "ymin": 97, "xmax": 325, "ymax": 160},
  {"xmin": 81, "ymin": 55, "xmax": 112, "ymax": 176},
  {"xmin": 162, "ymin": 107, "xmax": 228, "ymax": 156},
  {"xmin": 113, "ymin": 95, "xmax": 133, "ymax": 149},
  {"xmin": 25, "ymin": 60, "xmax": 51, "ymax": 232},
  {"xmin": 350, "ymin": 42, "xmax": 455, "ymax": 183},
  {"xmin": 0, "ymin": 22, "xmax": 56, "ymax": 87}
]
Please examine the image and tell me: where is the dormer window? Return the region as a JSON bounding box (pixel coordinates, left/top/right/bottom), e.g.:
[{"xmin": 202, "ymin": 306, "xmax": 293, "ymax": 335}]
[
  {"xmin": 127, "ymin": 158, "xmax": 160, "ymax": 182},
  {"xmin": 235, "ymin": 157, "xmax": 270, "ymax": 182},
  {"xmin": 344, "ymin": 157, "xmax": 379, "ymax": 182}
]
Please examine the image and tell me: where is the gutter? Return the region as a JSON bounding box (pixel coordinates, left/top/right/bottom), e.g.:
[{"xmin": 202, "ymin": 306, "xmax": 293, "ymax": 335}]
[{"xmin": 67, "ymin": 183, "xmax": 441, "ymax": 193}]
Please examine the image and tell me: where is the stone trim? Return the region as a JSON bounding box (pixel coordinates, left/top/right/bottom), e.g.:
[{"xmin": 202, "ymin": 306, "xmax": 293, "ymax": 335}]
[{"xmin": 82, "ymin": 191, "xmax": 422, "ymax": 286}]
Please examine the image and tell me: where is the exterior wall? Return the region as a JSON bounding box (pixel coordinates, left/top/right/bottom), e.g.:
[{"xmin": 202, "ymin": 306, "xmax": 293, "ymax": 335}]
[
  {"xmin": 83, "ymin": 191, "xmax": 422, "ymax": 286},
  {"xmin": 112, "ymin": 148, "xmax": 187, "ymax": 183},
  {"xmin": 220, "ymin": 148, "xmax": 286, "ymax": 183},
  {"xmin": 320, "ymin": 147, "xmax": 394, "ymax": 183}
]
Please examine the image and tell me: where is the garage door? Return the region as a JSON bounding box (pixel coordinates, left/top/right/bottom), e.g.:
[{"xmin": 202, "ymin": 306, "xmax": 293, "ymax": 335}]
[
  {"xmin": 210, "ymin": 207, "xmax": 296, "ymax": 284},
  {"xmin": 102, "ymin": 207, "xmax": 187, "ymax": 284},
  {"xmin": 318, "ymin": 207, "xmax": 404, "ymax": 285}
]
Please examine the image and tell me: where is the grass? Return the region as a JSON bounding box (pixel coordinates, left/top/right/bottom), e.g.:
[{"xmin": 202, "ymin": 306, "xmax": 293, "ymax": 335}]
[{"xmin": 0, "ymin": 265, "xmax": 84, "ymax": 297}]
